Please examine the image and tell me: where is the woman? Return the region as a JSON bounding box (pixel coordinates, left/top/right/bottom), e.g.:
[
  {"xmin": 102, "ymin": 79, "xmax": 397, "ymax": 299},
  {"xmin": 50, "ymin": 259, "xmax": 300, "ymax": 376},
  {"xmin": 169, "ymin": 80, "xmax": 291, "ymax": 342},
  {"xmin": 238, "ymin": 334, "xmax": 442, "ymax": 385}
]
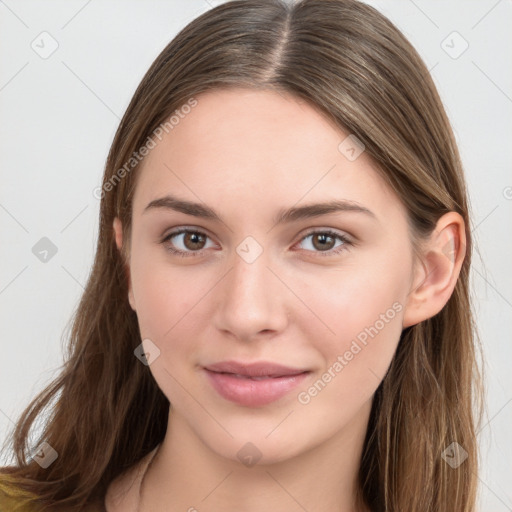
[{"xmin": 0, "ymin": 0, "xmax": 482, "ymax": 510}]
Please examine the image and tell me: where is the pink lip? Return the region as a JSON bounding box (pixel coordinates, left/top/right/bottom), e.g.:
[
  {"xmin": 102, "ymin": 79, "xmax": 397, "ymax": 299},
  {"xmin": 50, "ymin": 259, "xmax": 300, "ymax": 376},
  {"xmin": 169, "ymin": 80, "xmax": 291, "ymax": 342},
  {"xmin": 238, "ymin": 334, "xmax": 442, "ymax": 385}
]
[
  {"xmin": 204, "ymin": 360, "xmax": 308, "ymax": 377},
  {"xmin": 203, "ymin": 361, "xmax": 311, "ymax": 407}
]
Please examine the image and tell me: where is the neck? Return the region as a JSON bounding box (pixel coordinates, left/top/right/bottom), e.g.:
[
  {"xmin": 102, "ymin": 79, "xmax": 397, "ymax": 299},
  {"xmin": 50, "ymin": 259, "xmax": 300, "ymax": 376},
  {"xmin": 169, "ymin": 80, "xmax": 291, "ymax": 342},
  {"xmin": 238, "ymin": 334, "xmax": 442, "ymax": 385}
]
[{"xmin": 140, "ymin": 400, "xmax": 372, "ymax": 512}]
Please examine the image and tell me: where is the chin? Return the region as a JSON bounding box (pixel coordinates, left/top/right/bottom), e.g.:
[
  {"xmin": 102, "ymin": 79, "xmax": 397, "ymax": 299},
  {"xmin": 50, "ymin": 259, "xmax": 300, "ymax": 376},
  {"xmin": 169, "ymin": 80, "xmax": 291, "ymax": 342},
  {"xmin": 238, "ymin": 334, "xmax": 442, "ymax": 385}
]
[{"xmin": 202, "ymin": 425, "xmax": 313, "ymax": 468}]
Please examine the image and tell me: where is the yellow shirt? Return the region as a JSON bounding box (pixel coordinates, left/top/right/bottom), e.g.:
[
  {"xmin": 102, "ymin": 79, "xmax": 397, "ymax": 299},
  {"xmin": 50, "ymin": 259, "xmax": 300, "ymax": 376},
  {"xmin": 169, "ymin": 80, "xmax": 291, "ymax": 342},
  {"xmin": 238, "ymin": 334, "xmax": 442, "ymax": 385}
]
[
  {"xmin": 0, "ymin": 473, "xmax": 104, "ymax": 511},
  {"xmin": 0, "ymin": 473, "xmax": 44, "ymax": 511}
]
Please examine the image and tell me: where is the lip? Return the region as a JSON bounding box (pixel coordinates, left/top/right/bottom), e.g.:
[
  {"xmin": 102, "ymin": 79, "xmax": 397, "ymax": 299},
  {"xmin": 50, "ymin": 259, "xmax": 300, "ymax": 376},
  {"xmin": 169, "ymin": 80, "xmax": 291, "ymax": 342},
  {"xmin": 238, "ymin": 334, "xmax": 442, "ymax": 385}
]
[
  {"xmin": 203, "ymin": 360, "xmax": 311, "ymax": 407},
  {"xmin": 204, "ymin": 360, "xmax": 308, "ymax": 378}
]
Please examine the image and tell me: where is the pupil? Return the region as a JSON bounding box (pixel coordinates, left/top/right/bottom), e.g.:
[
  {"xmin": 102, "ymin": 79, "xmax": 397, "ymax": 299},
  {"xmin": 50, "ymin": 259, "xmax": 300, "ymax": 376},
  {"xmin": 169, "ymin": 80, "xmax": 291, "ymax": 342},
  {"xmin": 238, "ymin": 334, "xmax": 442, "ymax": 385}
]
[
  {"xmin": 314, "ymin": 234, "xmax": 333, "ymax": 251},
  {"xmin": 186, "ymin": 232, "xmax": 205, "ymax": 250}
]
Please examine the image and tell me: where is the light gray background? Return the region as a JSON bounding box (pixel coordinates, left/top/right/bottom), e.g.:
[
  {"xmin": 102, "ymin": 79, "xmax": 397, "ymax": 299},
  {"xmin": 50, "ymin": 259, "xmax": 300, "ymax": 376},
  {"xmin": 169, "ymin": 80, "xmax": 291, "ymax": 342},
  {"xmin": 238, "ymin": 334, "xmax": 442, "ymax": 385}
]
[{"xmin": 1, "ymin": 1, "xmax": 511, "ymax": 510}]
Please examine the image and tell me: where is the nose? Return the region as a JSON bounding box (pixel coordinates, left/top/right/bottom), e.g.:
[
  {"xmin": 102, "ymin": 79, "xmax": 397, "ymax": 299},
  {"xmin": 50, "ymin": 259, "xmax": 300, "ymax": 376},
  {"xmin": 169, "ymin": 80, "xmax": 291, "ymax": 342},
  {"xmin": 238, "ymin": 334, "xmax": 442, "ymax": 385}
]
[{"xmin": 213, "ymin": 247, "xmax": 289, "ymax": 342}]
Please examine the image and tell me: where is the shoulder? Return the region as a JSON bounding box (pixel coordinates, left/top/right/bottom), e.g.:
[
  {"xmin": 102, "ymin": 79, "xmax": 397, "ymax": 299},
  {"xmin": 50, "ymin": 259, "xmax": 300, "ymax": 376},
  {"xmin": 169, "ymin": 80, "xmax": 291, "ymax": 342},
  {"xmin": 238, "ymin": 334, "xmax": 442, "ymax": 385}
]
[
  {"xmin": 0, "ymin": 471, "xmax": 43, "ymax": 511},
  {"xmin": 0, "ymin": 471, "xmax": 105, "ymax": 511}
]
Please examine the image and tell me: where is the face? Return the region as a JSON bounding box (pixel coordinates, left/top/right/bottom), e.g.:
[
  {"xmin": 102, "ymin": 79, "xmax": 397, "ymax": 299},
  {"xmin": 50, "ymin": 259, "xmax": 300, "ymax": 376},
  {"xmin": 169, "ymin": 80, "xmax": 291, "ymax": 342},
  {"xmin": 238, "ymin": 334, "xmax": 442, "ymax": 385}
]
[{"xmin": 116, "ymin": 88, "xmax": 418, "ymax": 464}]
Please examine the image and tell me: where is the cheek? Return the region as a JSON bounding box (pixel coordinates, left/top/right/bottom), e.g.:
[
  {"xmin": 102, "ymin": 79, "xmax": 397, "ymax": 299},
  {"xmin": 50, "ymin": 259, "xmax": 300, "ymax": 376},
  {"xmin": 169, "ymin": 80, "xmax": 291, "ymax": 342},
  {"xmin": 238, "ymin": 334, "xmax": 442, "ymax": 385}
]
[
  {"xmin": 129, "ymin": 258, "xmax": 213, "ymax": 399},
  {"xmin": 130, "ymin": 254, "xmax": 214, "ymax": 346},
  {"xmin": 293, "ymin": 282, "xmax": 404, "ymax": 415},
  {"xmin": 292, "ymin": 255, "xmax": 408, "ymax": 381}
]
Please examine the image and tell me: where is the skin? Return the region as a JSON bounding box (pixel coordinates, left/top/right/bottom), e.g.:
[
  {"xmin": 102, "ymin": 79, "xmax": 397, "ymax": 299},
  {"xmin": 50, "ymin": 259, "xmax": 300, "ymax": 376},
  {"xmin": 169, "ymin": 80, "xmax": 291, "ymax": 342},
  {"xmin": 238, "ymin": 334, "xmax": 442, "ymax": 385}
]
[{"xmin": 108, "ymin": 88, "xmax": 466, "ymax": 512}]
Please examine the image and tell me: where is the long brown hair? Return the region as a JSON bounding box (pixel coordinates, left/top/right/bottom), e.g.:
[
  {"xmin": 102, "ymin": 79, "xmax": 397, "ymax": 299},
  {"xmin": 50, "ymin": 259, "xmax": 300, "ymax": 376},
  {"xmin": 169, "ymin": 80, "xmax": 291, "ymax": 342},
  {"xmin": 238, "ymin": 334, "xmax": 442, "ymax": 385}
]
[{"xmin": 1, "ymin": 1, "xmax": 483, "ymax": 510}]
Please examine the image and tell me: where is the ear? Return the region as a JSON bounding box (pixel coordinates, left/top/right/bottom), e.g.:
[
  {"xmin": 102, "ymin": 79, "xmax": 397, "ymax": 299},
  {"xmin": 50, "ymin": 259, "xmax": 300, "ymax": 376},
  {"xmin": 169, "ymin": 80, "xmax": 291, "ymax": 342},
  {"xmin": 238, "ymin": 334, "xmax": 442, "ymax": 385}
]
[
  {"xmin": 402, "ymin": 212, "xmax": 466, "ymax": 329},
  {"xmin": 113, "ymin": 217, "xmax": 136, "ymax": 311}
]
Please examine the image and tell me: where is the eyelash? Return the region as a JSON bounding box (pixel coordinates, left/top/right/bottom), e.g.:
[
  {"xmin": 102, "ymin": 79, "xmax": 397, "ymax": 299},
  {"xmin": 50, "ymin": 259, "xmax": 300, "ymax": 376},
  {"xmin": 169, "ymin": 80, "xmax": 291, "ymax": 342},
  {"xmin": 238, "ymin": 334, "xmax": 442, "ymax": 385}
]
[{"xmin": 160, "ymin": 228, "xmax": 352, "ymax": 258}]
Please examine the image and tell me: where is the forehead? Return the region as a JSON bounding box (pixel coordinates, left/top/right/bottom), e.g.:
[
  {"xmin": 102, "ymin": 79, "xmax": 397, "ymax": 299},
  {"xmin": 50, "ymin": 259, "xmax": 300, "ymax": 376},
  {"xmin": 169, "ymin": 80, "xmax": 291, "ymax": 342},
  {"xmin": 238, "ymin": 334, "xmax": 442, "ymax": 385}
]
[{"xmin": 132, "ymin": 88, "xmax": 405, "ymax": 225}]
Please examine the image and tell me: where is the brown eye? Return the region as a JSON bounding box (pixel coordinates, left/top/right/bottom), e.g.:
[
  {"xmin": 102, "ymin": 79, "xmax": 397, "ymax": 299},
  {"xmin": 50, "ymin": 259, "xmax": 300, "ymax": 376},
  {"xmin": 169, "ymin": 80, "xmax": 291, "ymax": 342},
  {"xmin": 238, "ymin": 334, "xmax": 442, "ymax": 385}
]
[
  {"xmin": 161, "ymin": 229, "xmax": 214, "ymax": 257},
  {"xmin": 297, "ymin": 229, "xmax": 351, "ymax": 256},
  {"xmin": 311, "ymin": 233, "xmax": 336, "ymax": 251},
  {"xmin": 182, "ymin": 232, "xmax": 206, "ymax": 250}
]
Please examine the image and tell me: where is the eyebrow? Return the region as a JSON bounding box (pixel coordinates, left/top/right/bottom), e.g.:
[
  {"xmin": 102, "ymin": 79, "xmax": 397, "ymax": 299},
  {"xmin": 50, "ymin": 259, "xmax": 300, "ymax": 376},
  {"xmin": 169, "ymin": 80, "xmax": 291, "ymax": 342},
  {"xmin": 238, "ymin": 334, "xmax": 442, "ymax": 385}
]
[{"xmin": 143, "ymin": 194, "xmax": 376, "ymax": 225}]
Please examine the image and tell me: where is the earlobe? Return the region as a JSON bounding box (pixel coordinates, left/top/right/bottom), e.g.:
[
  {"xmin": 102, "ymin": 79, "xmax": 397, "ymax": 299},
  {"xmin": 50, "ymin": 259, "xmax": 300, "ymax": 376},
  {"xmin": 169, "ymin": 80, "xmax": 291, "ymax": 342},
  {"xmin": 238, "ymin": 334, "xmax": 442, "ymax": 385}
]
[
  {"xmin": 112, "ymin": 217, "xmax": 136, "ymax": 311},
  {"xmin": 402, "ymin": 212, "xmax": 466, "ymax": 329}
]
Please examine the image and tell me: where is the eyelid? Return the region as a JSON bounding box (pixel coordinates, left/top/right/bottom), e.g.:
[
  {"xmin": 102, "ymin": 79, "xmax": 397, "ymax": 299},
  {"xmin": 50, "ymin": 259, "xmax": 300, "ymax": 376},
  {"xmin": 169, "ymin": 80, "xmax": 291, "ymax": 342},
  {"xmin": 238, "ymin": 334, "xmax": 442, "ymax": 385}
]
[
  {"xmin": 160, "ymin": 226, "xmax": 353, "ymax": 257},
  {"xmin": 293, "ymin": 228, "xmax": 352, "ymax": 257},
  {"xmin": 160, "ymin": 227, "xmax": 218, "ymax": 258},
  {"xmin": 296, "ymin": 226, "xmax": 353, "ymax": 243}
]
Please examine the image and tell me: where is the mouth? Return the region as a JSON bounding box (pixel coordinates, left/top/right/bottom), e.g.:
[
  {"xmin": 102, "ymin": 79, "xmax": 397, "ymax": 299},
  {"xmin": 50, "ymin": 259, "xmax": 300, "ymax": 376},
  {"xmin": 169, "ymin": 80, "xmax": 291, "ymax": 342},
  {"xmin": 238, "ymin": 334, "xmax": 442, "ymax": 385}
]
[
  {"xmin": 210, "ymin": 373, "xmax": 304, "ymax": 381},
  {"xmin": 204, "ymin": 360, "xmax": 309, "ymax": 378},
  {"xmin": 203, "ymin": 361, "xmax": 311, "ymax": 407}
]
